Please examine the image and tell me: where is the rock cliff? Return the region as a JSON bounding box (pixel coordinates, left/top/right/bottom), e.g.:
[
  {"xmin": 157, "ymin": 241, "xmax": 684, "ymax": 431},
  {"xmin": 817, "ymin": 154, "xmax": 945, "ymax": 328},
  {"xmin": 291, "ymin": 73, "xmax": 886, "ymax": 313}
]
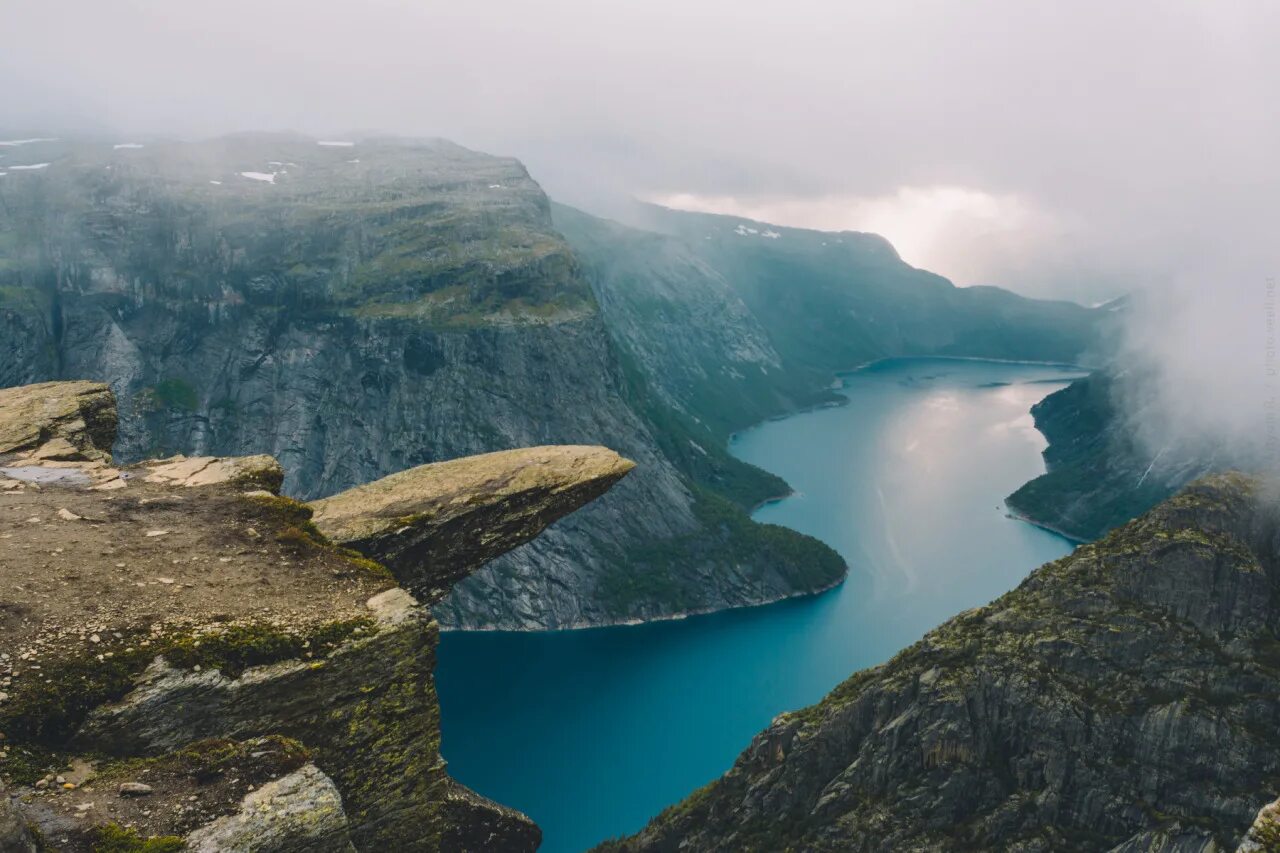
[
  {"xmin": 0, "ymin": 380, "xmax": 632, "ymax": 850},
  {"xmin": 0, "ymin": 134, "xmax": 845, "ymax": 630},
  {"xmin": 603, "ymin": 473, "xmax": 1280, "ymax": 852},
  {"xmin": 0, "ymin": 135, "xmax": 1102, "ymax": 630}
]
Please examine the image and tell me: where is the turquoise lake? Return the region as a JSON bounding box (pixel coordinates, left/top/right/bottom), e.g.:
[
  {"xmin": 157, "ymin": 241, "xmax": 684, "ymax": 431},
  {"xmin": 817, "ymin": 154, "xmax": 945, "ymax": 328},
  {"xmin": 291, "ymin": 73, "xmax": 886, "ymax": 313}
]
[{"xmin": 435, "ymin": 358, "xmax": 1087, "ymax": 852}]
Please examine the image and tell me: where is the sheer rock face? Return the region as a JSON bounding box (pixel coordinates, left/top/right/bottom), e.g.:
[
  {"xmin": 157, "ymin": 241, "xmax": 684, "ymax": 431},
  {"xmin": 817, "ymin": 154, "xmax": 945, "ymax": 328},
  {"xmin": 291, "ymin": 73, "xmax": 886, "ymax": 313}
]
[
  {"xmin": 0, "ymin": 380, "xmax": 632, "ymax": 851},
  {"xmin": 608, "ymin": 474, "xmax": 1280, "ymax": 853},
  {"xmin": 0, "ymin": 380, "xmax": 116, "ymax": 461},
  {"xmin": 311, "ymin": 445, "xmax": 635, "ymax": 602}
]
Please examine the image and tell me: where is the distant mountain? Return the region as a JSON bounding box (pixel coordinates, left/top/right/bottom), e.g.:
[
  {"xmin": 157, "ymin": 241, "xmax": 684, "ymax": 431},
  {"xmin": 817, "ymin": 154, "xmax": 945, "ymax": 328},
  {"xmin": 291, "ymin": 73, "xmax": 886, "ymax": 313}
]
[
  {"xmin": 0, "ymin": 134, "xmax": 1102, "ymax": 629},
  {"xmin": 559, "ymin": 202, "xmax": 1103, "ymax": 443},
  {"xmin": 622, "ymin": 202, "xmax": 1102, "ymax": 379}
]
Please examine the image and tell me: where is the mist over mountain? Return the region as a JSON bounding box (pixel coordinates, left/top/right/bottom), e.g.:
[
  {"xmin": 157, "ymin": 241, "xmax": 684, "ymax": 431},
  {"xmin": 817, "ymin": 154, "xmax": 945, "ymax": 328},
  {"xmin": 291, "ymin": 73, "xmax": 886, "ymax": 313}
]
[
  {"xmin": 1, "ymin": 6, "xmax": 1278, "ymax": 852},
  {"xmin": 4, "ymin": 2, "xmax": 1275, "ymax": 302}
]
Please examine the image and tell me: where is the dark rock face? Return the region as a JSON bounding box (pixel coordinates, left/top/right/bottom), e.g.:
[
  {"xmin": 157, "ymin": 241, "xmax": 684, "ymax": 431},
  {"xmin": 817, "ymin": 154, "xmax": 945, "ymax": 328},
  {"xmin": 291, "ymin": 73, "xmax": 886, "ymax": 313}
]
[
  {"xmin": 0, "ymin": 789, "xmax": 39, "ymax": 853},
  {"xmin": 608, "ymin": 474, "xmax": 1280, "ymax": 853}
]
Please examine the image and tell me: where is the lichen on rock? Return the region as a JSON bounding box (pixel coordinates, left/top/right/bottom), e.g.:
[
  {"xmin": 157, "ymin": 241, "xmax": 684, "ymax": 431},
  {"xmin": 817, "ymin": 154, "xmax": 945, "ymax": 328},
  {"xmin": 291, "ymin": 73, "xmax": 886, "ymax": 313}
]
[{"xmin": 0, "ymin": 380, "xmax": 117, "ymax": 463}]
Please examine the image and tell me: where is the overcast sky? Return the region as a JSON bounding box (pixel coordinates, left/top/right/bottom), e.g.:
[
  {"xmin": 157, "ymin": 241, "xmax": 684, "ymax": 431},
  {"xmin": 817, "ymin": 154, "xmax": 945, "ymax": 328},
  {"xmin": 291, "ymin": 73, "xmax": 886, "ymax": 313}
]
[{"xmin": 2, "ymin": 0, "xmax": 1275, "ymax": 303}]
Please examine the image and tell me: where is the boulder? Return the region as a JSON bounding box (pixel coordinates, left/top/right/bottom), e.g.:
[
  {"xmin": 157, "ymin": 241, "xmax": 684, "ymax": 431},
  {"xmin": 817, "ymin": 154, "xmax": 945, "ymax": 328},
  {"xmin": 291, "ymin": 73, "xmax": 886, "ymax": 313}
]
[
  {"xmin": 0, "ymin": 380, "xmax": 116, "ymax": 462},
  {"xmin": 185, "ymin": 764, "xmax": 357, "ymax": 853}
]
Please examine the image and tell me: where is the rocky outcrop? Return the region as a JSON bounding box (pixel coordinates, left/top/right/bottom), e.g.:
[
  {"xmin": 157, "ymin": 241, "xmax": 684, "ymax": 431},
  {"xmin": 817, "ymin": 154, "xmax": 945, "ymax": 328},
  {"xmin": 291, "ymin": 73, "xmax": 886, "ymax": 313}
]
[
  {"xmin": 139, "ymin": 453, "xmax": 285, "ymax": 492},
  {"xmin": 0, "ymin": 787, "xmax": 39, "ymax": 853},
  {"xmin": 0, "ymin": 381, "xmax": 633, "ymax": 850},
  {"xmin": 184, "ymin": 765, "xmax": 357, "ymax": 853},
  {"xmin": 605, "ymin": 473, "xmax": 1280, "ymax": 852},
  {"xmin": 0, "ymin": 380, "xmax": 116, "ymax": 462},
  {"xmin": 312, "ymin": 446, "xmax": 635, "ymax": 601}
]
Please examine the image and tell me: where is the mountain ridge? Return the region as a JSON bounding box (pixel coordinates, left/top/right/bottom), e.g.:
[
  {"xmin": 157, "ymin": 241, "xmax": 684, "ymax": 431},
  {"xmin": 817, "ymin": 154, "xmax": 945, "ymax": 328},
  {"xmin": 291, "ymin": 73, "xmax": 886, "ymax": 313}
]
[{"xmin": 1, "ymin": 133, "xmax": 1102, "ymax": 630}]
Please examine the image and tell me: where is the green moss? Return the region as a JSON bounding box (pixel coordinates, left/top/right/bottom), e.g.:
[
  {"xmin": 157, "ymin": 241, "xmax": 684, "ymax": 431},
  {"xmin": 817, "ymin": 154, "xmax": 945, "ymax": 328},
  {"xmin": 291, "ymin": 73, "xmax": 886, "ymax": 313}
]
[
  {"xmin": 335, "ymin": 548, "xmax": 397, "ymax": 582},
  {"xmin": 239, "ymin": 493, "xmax": 394, "ymax": 581},
  {"xmin": 1249, "ymin": 815, "xmax": 1280, "ymax": 852},
  {"xmin": 240, "ymin": 493, "xmax": 323, "ymax": 538},
  {"xmin": 99, "ymin": 735, "xmax": 311, "ymax": 786},
  {"xmin": 0, "ymin": 619, "xmax": 373, "ymax": 762},
  {"xmin": 1, "ymin": 743, "xmax": 67, "ymax": 787},
  {"xmin": 146, "ymin": 378, "xmax": 199, "ymax": 411},
  {"xmin": 163, "ymin": 619, "xmax": 374, "ymax": 678},
  {"xmin": 90, "ymin": 823, "xmax": 185, "ymax": 853}
]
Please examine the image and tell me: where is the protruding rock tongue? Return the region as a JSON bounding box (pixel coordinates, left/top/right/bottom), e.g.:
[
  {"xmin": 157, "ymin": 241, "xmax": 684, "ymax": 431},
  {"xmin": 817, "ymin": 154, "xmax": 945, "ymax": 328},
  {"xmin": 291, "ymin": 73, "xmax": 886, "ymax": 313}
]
[{"xmin": 310, "ymin": 445, "xmax": 636, "ymax": 602}]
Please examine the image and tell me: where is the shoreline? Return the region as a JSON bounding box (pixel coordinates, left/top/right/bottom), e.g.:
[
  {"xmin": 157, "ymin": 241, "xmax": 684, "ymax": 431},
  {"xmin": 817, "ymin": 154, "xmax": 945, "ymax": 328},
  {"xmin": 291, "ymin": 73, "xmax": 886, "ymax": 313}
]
[
  {"xmin": 1002, "ymin": 504, "xmax": 1089, "ymax": 545},
  {"xmin": 445, "ymin": 355, "xmax": 1087, "ymax": 635},
  {"xmin": 437, "ymin": 575, "xmax": 847, "ymax": 634}
]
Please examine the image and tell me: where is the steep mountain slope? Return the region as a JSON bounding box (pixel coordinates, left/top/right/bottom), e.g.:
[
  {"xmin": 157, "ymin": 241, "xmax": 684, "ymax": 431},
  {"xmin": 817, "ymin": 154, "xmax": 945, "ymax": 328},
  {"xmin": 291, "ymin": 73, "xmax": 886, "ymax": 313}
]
[
  {"xmin": 603, "ymin": 472, "xmax": 1280, "ymax": 852},
  {"xmin": 553, "ymin": 203, "xmax": 829, "ymax": 441},
  {"xmin": 1007, "ymin": 371, "xmax": 1234, "ymax": 541},
  {"xmin": 0, "ymin": 135, "xmax": 1104, "ymax": 630},
  {"xmin": 0, "ymin": 134, "xmax": 843, "ymax": 629}
]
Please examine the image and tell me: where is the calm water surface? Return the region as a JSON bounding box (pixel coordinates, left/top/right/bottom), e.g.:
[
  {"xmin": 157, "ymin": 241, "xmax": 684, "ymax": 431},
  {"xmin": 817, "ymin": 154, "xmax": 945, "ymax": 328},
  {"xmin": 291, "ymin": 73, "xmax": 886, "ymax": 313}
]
[{"xmin": 436, "ymin": 358, "xmax": 1086, "ymax": 852}]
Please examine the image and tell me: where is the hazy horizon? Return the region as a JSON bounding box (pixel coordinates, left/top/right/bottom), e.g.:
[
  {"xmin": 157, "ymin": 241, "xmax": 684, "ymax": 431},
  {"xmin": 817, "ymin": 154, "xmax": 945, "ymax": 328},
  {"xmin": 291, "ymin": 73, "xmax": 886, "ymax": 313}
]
[{"xmin": 4, "ymin": 0, "xmax": 1277, "ymax": 470}]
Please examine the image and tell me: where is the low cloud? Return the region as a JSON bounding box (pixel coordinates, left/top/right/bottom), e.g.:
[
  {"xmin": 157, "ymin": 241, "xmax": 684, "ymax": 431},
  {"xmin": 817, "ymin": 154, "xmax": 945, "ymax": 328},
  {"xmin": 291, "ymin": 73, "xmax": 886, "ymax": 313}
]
[{"xmin": 650, "ymin": 186, "xmax": 1072, "ymax": 295}]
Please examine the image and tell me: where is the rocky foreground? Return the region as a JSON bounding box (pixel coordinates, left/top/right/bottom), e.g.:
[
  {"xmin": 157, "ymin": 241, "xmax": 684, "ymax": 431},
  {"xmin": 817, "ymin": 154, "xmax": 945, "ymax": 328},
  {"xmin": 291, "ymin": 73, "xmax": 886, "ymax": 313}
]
[
  {"xmin": 603, "ymin": 473, "xmax": 1280, "ymax": 852},
  {"xmin": 0, "ymin": 380, "xmax": 633, "ymax": 851}
]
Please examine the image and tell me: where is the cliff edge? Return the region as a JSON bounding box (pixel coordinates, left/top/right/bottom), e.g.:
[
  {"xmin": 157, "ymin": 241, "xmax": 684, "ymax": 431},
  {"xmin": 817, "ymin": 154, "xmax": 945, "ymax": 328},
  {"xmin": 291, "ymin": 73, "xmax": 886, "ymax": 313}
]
[{"xmin": 0, "ymin": 380, "xmax": 633, "ymax": 851}]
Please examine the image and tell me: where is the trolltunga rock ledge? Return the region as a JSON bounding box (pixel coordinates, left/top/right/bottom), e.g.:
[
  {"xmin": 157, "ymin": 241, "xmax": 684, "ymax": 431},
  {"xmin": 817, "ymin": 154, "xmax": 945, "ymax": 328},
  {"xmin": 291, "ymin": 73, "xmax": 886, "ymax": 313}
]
[{"xmin": 310, "ymin": 445, "xmax": 636, "ymax": 602}]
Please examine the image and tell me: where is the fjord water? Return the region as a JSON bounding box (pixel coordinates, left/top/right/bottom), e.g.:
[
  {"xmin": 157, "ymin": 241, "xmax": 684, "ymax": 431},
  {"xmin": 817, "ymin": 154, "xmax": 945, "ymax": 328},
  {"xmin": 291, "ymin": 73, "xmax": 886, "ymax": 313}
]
[{"xmin": 435, "ymin": 358, "xmax": 1085, "ymax": 852}]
